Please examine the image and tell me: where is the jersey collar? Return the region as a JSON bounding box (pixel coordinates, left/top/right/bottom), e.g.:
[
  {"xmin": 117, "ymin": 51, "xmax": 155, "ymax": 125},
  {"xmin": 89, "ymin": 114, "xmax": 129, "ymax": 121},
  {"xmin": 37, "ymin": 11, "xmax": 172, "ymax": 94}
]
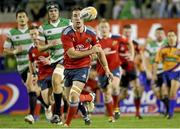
[{"xmin": 50, "ymin": 18, "xmax": 60, "ymax": 27}]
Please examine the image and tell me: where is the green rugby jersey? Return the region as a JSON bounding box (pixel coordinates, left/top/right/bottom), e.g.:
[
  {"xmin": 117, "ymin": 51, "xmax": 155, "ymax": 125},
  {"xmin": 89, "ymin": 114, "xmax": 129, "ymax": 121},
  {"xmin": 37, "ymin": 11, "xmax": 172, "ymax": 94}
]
[
  {"xmin": 3, "ymin": 27, "xmax": 33, "ymax": 74},
  {"xmin": 145, "ymin": 39, "xmax": 168, "ymax": 74},
  {"xmin": 39, "ymin": 18, "xmax": 70, "ymax": 64}
]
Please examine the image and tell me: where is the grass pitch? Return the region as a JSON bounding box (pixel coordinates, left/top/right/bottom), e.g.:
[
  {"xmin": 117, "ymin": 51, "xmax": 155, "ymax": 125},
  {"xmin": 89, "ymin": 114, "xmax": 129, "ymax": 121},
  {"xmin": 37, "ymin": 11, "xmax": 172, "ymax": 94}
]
[{"xmin": 0, "ymin": 113, "xmax": 180, "ymax": 128}]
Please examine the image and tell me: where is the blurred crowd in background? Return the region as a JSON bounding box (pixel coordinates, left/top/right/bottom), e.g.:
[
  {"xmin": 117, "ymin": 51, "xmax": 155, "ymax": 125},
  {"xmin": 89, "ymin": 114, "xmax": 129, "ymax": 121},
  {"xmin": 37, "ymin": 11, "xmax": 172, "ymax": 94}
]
[{"xmin": 0, "ymin": 0, "xmax": 180, "ymax": 22}]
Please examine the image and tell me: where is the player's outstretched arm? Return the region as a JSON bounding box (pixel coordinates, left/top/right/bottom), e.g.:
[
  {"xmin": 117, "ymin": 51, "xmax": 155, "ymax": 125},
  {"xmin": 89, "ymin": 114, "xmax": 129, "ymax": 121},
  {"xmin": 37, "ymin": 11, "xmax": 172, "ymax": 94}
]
[{"xmin": 96, "ymin": 46, "xmax": 113, "ymax": 82}]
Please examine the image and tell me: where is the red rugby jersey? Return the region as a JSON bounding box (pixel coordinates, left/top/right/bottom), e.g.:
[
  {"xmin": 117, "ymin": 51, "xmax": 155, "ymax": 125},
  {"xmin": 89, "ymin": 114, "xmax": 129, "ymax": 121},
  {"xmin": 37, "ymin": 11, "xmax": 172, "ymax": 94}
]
[
  {"xmin": 96, "ymin": 34, "xmax": 121, "ymax": 75},
  {"xmin": 61, "ymin": 26, "xmax": 99, "ymax": 69},
  {"xmin": 29, "ymin": 45, "xmax": 53, "ymax": 80}
]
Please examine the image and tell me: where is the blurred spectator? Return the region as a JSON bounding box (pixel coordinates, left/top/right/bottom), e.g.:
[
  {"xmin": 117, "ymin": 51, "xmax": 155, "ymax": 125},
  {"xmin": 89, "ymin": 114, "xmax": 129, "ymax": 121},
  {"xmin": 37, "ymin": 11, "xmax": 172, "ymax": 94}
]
[
  {"xmin": 167, "ymin": 0, "xmax": 180, "ymax": 18},
  {"xmin": 27, "ymin": 0, "xmax": 46, "ymax": 21},
  {"xmin": 118, "ymin": 0, "xmax": 135, "ymax": 19},
  {"xmin": 112, "ymin": 0, "xmax": 122, "ymax": 19},
  {"xmin": 17, "ymin": 0, "xmax": 29, "ymax": 10}
]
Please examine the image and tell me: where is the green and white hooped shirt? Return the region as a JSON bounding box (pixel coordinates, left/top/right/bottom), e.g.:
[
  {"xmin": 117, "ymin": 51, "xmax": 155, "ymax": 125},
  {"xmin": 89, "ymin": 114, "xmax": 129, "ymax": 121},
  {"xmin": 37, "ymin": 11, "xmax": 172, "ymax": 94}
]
[
  {"xmin": 3, "ymin": 27, "xmax": 33, "ymax": 74},
  {"xmin": 39, "ymin": 18, "xmax": 71, "ymax": 64}
]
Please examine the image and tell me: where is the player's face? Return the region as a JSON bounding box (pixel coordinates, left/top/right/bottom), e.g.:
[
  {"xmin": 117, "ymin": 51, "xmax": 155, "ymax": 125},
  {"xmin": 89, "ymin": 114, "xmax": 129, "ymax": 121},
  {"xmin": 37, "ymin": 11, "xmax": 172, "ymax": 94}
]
[
  {"xmin": 98, "ymin": 22, "xmax": 110, "ymax": 38},
  {"xmin": 155, "ymin": 30, "xmax": 165, "ymax": 42},
  {"xmin": 48, "ymin": 8, "xmax": 59, "ymax": 22},
  {"xmin": 72, "ymin": 10, "xmax": 84, "ymax": 29},
  {"xmin": 30, "ymin": 28, "xmax": 39, "ymax": 44},
  {"xmin": 123, "ymin": 28, "xmax": 131, "ymax": 39},
  {"xmin": 16, "ymin": 12, "xmax": 29, "ymax": 26},
  {"xmin": 167, "ymin": 32, "xmax": 177, "ymax": 46}
]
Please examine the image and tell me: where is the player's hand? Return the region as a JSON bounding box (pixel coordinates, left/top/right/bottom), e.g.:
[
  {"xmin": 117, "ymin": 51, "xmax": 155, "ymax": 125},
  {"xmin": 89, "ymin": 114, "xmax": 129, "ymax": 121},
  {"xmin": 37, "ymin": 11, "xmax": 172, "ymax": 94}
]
[
  {"xmin": 14, "ymin": 46, "xmax": 23, "ymax": 54},
  {"xmin": 32, "ymin": 75, "xmax": 38, "ymax": 85},
  {"xmin": 52, "ymin": 40, "xmax": 59, "ymax": 46},
  {"xmin": 122, "ymin": 69, "xmax": 126, "ymax": 75},
  {"xmin": 103, "ymin": 48, "xmax": 116, "ymax": 55},
  {"xmin": 48, "ymin": 40, "xmax": 59, "ymax": 48},
  {"xmin": 105, "ymin": 71, "xmax": 114, "ymax": 83},
  {"xmin": 39, "ymin": 56, "xmax": 51, "ymax": 65}
]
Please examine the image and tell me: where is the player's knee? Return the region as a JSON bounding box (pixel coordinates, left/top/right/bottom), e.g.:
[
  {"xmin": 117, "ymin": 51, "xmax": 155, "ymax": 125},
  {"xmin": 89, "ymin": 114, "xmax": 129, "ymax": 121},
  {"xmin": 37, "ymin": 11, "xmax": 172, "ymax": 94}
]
[
  {"xmin": 52, "ymin": 74, "xmax": 63, "ymax": 93},
  {"xmin": 169, "ymin": 91, "xmax": 177, "ymax": 99},
  {"xmin": 122, "ymin": 89, "xmax": 128, "ymax": 99},
  {"xmin": 104, "ymin": 91, "xmax": 112, "ymax": 103},
  {"xmin": 112, "ymin": 86, "xmax": 120, "ymax": 96},
  {"xmin": 69, "ymin": 86, "xmax": 81, "ymax": 103},
  {"xmin": 53, "ymin": 67, "xmax": 64, "ymax": 82}
]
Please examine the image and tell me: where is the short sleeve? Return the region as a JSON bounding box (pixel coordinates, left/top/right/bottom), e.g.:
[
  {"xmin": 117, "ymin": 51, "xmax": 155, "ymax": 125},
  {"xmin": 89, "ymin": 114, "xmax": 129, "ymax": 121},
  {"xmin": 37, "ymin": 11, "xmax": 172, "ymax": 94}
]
[
  {"xmin": 28, "ymin": 48, "xmax": 34, "ymax": 62},
  {"xmin": 3, "ymin": 31, "xmax": 12, "ymax": 49}
]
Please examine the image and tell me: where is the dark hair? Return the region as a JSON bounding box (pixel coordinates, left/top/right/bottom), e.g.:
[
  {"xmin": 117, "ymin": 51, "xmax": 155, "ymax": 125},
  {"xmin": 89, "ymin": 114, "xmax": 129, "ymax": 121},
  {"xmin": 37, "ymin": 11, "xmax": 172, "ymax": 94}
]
[
  {"xmin": 29, "ymin": 25, "xmax": 39, "ymax": 30},
  {"xmin": 16, "ymin": 9, "xmax": 28, "ymax": 18},
  {"xmin": 72, "ymin": 6, "xmax": 82, "ymax": 12},
  {"xmin": 123, "ymin": 24, "xmax": 131, "ymax": 29},
  {"xmin": 156, "ymin": 27, "xmax": 164, "ymax": 31},
  {"xmin": 46, "ymin": 1, "xmax": 59, "ymax": 11}
]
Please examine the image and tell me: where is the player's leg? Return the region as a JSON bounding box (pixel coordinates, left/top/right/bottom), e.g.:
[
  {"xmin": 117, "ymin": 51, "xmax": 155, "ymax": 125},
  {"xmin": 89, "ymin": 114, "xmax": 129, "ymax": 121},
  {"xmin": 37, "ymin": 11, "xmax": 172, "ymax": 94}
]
[
  {"xmin": 161, "ymin": 81, "xmax": 170, "ymax": 116},
  {"xmin": 98, "ymin": 75, "xmax": 114, "ymax": 122},
  {"xmin": 64, "ymin": 67, "xmax": 89, "ymax": 127},
  {"xmin": 51, "ymin": 64, "xmax": 64, "ymax": 124},
  {"xmin": 155, "ymin": 73, "xmax": 167, "ymax": 115},
  {"xmin": 65, "ymin": 81, "xmax": 85, "ymax": 126},
  {"xmin": 39, "ymin": 77, "xmax": 53, "ymax": 121},
  {"xmin": 129, "ymin": 70, "xmax": 143, "ymax": 119},
  {"xmin": 25, "ymin": 73, "xmax": 40, "ymax": 124},
  {"xmin": 78, "ymin": 102, "xmax": 91, "ymax": 125},
  {"xmin": 110, "ymin": 68, "xmax": 120, "ymax": 120},
  {"xmin": 168, "ymin": 79, "xmax": 179, "ymax": 119}
]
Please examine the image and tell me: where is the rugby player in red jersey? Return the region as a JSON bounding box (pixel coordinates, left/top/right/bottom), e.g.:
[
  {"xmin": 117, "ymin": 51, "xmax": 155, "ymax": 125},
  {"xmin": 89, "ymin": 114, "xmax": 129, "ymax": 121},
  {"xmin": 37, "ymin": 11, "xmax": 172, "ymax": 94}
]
[
  {"xmin": 61, "ymin": 7, "xmax": 113, "ymax": 127},
  {"xmin": 119, "ymin": 24, "xmax": 143, "ymax": 119},
  {"xmin": 25, "ymin": 26, "xmax": 53, "ymax": 124},
  {"xmin": 96, "ymin": 19, "xmax": 122, "ymax": 122}
]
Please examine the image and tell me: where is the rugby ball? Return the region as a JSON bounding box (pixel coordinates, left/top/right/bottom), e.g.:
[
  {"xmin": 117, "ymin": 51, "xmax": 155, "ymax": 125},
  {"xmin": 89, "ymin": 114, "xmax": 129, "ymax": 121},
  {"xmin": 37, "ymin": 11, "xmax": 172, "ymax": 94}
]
[{"xmin": 80, "ymin": 7, "xmax": 97, "ymax": 21}]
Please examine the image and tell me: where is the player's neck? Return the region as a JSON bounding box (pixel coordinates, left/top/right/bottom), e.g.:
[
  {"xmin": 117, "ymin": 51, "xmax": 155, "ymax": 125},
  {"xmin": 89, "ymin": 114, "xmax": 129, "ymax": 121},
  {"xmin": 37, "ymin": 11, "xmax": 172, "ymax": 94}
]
[
  {"xmin": 75, "ymin": 25, "xmax": 84, "ymax": 33},
  {"xmin": 18, "ymin": 24, "xmax": 28, "ymax": 30},
  {"xmin": 50, "ymin": 18, "xmax": 59, "ymax": 24},
  {"xmin": 102, "ymin": 32, "xmax": 110, "ymax": 39}
]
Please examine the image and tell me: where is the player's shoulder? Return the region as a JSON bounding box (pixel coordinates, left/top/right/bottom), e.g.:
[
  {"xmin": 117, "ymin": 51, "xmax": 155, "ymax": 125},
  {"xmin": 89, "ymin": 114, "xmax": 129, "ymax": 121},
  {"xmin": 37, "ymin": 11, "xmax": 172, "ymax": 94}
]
[
  {"xmin": 62, "ymin": 26, "xmax": 74, "ymax": 35},
  {"xmin": 29, "ymin": 45, "xmax": 35, "ymax": 53},
  {"xmin": 160, "ymin": 44, "xmax": 169, "ymax": 51},
  {"xmin": 41, "ymin": 20, "xmax": 49, "ymax": 26},
  {"xmin": 8, "ymin": 27, "xmax": 18, "ymax": 34},
  {"xmin": 85, "ymin": 26, "xmax": 96, "ymax": 36},
  {"xmin": 111, "ymin": 34, "xmax": 121, "ymax": 39}
]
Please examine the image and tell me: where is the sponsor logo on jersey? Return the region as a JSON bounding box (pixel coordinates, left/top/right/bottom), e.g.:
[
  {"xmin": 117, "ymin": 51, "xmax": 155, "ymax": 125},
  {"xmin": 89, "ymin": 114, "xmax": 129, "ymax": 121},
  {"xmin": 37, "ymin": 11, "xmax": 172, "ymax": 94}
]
[{"xmin": 85, "ymin": 38, "xmax": 92, "ymax": 44}]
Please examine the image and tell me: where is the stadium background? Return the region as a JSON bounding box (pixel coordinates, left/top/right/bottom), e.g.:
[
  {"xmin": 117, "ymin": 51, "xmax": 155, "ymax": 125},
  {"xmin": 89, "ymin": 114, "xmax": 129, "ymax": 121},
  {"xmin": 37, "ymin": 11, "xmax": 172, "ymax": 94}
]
[{"xmin": 0, "ymin": 0, "xmax": 180, "ymax": 116}]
